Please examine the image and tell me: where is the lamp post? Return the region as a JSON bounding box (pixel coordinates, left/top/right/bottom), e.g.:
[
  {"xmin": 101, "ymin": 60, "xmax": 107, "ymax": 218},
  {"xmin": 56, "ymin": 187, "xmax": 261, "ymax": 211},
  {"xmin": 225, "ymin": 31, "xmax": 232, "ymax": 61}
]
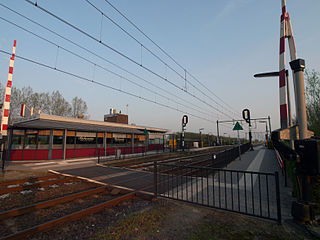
[
  {"xmin": 199, "ymin": 128, "xmax": 204, "ymax": 148},
  {"xmin": 208, "ymin": 132, "xmax": 213, "ymax": 146}
]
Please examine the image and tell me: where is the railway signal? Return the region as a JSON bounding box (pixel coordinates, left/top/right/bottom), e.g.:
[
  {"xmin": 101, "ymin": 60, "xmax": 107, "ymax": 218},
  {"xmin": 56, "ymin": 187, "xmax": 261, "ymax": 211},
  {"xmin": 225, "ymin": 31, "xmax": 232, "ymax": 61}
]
[
  {"xmin": 242, "ymin": 109, "xmax": 253, "ymax": 151},
  {"xmin": 181, "ymin": 115, "xmax": 188, "ymax": 151},
  {"xmin": 242, "ymin": 109, "xmax": 251, "ymax": 126}
]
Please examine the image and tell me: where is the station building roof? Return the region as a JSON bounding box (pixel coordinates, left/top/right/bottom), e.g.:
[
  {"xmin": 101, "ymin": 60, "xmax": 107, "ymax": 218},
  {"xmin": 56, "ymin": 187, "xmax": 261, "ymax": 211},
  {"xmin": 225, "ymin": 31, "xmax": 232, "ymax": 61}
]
[{"xmin": 11, "ymin": 114, "xmax": 169, "ymax": 135}]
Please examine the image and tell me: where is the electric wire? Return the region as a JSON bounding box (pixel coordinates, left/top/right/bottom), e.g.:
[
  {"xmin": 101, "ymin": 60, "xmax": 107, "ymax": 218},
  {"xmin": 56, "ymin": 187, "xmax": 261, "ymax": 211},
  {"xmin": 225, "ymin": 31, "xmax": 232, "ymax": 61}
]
[
  {"xmin": 84, "ymin": 0, "xmax": 237, "ymax": 118},
  {"xmin": 102, "ymin": 0, "xmax": 239, "ymax": 117},
  {"xmin": 0, "ymin": 49, "xmax": 216, "ymax": 123},
  {"xmin": 0, "ymin": 15, "xmax": 220, "ymax": 120},
  {"xmin": 0, "ymin": 3, "xmax": 221, "ymax": 119},
  {"xmin": 23, "ymin": 0, "xmax": 234, "ymax": 119}
]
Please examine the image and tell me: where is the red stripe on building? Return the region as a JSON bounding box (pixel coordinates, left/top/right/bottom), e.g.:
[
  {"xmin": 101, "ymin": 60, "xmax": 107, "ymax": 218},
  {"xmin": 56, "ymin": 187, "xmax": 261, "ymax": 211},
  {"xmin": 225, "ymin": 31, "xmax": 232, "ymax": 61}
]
[
  {"xmin": 279, "ymin": 36, "xmax": 285, "ymax": 54},
  {"xmin": 13, "ymin": 40, "xmax": 16, "ymax": 47},
  {"xmin": 7, "ymin": 81, "xmax": 12, "ymax": 88},
  {"xmin": 280, "ymin": 104, "xmax": 288, "ymax": 120},
  {"xmin": 4, "ymin": 109, "xmax": 9, "ymax": 117},
  {"xmin": 279, "ymin": 69, "xmax": 286, "ymax": 87},
  {"xmin": 2, "ymin": 124, "xmax": 8, "ymax": 130},
  {"xmin": 5, "ymin": 94, "xmax": 11, "ymax": 102},
  {"xmin": 9, "ymin": 66, "xmax": 13, "ymax": 74}
]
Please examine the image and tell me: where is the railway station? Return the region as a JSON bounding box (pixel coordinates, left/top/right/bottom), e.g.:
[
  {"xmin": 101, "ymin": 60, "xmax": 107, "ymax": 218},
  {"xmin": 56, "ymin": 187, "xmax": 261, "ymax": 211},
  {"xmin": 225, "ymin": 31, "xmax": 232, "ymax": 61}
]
[
  {"xmin": 6, "ymin": 111, "xmax": 168, "ymax": 161},
  {"xmin": 0, "ymin": 0, "xmax": 319, "ymax": 239}
]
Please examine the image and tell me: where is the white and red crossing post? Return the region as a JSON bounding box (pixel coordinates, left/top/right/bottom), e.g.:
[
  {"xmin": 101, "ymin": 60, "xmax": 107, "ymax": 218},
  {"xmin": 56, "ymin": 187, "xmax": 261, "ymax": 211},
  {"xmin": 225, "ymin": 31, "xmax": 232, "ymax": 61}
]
[
  {"xmin": 1, "ymin": 40, "xmax": 17, "ymax": 136},
  {"xmin": 279, "ymin": 0, "xmax": 308, "ymax": 139},
  {"xmin": 279, "ymin": 0, "xmax": 297, "ymax": 129}
]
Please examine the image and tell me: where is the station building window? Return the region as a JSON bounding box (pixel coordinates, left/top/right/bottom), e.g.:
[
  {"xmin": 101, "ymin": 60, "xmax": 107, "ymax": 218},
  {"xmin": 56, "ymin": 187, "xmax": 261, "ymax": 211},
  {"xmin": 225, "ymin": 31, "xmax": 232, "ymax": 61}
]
[
  {"xmin": 149, "ymin": 138, "xmax": 160, "ymax": 144},
  {"xmin": 76, "ymin": 132, "xmax": 96, "ymax": 149},
  {"xmin": 38, "ymin": 130, "xmax": 50, "ymax": 149},
  {"xmin": 11, "ymin": 129, "xmax": 24, "ymax": 150},
  {"xmin": 106, "ymin": 133, "xmax": 113, "ymax": 144},
  {"xmin": 53, "ymin": 130, "xmax": 63, "ymax": 149},
  {"xmin": 66, "ymin": 131, "xmax": 76, "ymax": 148},
  {"xmin": 127, "ymin": 134, "xmax": 132, "ymax": 145},
  {"xmin": 113, "ymin": 133, "xmax": 127, "ymax": 145},
  {"xmin": 25, "ymin": 130, "xmax": 37, "ymax": 150},
  {"xmin": 97, "ymin": 132, "xmax": 104, "ymax": 148},
  {"xmin": 135, "ymin": 135, "xmax": 145, "ymax": 145}
]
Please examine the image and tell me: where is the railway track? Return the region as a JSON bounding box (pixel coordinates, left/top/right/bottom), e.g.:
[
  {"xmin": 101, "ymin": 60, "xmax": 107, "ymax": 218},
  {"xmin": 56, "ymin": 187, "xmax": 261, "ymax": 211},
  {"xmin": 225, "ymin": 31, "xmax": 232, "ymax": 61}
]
[
  {"xmin": 107, "ymin": 146, "xmax": 233, "ymax": 171},
  {"xmin": 105, "ymin": 146, "xmax": 231, "ymax": 169},
  {"xmin": 0, "ymin": 173, "xmax": 150, "ymax": 240}
]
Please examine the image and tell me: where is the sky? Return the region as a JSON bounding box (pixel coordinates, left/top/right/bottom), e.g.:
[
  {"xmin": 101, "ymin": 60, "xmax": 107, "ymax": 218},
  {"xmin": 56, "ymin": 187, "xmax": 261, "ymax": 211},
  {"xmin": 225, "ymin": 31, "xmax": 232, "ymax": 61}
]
[{"xmin": 0, "ymin": 0, "xmax": 319, "ymax": 139}]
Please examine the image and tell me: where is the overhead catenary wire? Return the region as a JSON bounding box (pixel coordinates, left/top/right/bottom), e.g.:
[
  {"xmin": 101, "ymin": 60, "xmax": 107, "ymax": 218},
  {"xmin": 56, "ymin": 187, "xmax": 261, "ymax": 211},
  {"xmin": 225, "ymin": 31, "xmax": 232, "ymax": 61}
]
[
  {"xmin": 0, "ymin": 49, "xmax": 216, "ymax": 124},
  {"xmin": 23, "ymin": 0, "xmax": 234, "ymax": 119},
  {"xmin": 102, "ymin": 0, "xmax": 239, "ymax": 117},
  {"xmin": 0, "ymin": 16, "xmax": 217, "ymax": 118},
  {"xmin": 84, "ymin": 0, "xmax": 238, "ymax": 118},
  {"xmin": 0, "ymin": 3, "xmax": 222, "ymax": 119}
]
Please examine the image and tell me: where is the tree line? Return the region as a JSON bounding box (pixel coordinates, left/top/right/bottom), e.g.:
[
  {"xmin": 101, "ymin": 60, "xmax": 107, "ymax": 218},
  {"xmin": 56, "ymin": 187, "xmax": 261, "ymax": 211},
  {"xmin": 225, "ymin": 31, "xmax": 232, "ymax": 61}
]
[
  {"xmin": 305, "ymin": 69, "xmax": 320, "ymax": 136},
  {"xmin": 0, "ymin": 85, "xmax": 89, "ymax": 121}
]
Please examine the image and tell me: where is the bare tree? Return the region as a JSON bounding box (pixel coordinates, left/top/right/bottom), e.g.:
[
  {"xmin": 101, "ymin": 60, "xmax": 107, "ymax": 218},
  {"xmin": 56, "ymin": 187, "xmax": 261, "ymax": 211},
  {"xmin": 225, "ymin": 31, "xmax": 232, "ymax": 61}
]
[
  {"xmin": 50, "ymin": 90, "xmax": 72, "ymax": 117},
  {"xmin": 71, "ymin": 96, "xmax": 88, "ymax": 119},
  {"xmin": 305, "ymin": 69, "xmax": 320, "ymax": 136},
  {"xmin": 2, "ymin": 85, "xmax": 88, "ymax": 120},
  {"xmin": 38, "ymin": 92, "xmax": 51, "ymax": 114}
]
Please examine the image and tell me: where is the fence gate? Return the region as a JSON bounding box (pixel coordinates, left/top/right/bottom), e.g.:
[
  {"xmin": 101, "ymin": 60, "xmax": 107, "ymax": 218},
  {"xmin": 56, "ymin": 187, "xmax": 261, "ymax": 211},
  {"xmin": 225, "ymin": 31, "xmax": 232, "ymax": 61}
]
[{"xmin": 154, "ymin": 162, "xmax": 281, "ymax": 224}]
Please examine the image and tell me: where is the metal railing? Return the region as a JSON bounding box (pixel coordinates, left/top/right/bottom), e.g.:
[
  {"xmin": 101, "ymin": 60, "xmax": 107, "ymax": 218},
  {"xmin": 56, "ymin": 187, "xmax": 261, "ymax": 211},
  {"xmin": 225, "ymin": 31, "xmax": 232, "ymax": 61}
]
[
  {"xmin": 154, "ymin": 162, "xmax": 282, "ymax": 224},
  {"xmin": 209, "ymin": 142, "xmax": 251, "ymax": 168}
]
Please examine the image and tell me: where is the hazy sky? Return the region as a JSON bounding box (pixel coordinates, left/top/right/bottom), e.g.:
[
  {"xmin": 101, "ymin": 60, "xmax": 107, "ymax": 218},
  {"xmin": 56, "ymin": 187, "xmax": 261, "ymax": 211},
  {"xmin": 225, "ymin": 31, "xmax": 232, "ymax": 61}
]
[{"xmin": 0, "ymin": 0, "xmax": 319, "ymax": 139}]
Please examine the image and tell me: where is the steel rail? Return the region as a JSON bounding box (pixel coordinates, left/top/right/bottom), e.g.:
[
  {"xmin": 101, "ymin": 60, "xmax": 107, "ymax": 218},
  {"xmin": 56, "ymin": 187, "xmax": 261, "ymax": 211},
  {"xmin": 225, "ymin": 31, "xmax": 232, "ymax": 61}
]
[
  {"xmin": 113, "ymin": 146, "xmax": 232, "ymax": 169},
  {"xmin": 0, "ymin": 186, "xmax": 108, "ymax": 220},
  {"xmin": 0, "ymin": 177, "xmax": 74, "ymax": 195},
  {"xmin": 0, "ymin": 174, "xmax": 59, "ymax": 188},
  {"xmin": 1, "ymin": 192, "xmax": 135, "ymax": 240}
]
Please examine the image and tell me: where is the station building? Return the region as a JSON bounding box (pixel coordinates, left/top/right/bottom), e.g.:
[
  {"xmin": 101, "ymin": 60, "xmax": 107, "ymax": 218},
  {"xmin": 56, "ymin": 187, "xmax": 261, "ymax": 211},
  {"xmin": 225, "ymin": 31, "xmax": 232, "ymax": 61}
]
[{"xmin": 7, "ymin": 113, "xmax": 168, "ymax": 161}]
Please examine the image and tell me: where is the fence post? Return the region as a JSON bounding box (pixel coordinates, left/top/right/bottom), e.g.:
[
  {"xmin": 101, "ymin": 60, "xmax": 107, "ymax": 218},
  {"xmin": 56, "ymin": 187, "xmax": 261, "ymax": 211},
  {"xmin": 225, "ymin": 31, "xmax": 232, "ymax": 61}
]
[
  {"xmin": 283, "ymin": 158, "xmax": 288, "ymax": 187},
  {"xmin": 154, "ymin": 161, "xmax": 158, "ymax": 198},
  {"xmin": 275, "ymin": 172, "xmax": 282, "ymax": 224}
]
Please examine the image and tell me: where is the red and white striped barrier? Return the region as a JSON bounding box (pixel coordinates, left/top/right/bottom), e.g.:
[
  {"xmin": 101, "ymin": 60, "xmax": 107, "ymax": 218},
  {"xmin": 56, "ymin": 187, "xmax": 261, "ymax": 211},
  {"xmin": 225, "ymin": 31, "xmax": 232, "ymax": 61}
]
[
  {"xmin": 279, "ymin": 0, "xmax": 297, "ymax": 129},
  {"xmin": 275, "ymin": 148, "xmax": 284, "ymax": 169},
  {"xmin": 279, "ymin": 0, "xmax": 288, "ymax": 129},
  {"xmin": 1, "ymin": 40, "xmax": 16, "ymax": 136}
]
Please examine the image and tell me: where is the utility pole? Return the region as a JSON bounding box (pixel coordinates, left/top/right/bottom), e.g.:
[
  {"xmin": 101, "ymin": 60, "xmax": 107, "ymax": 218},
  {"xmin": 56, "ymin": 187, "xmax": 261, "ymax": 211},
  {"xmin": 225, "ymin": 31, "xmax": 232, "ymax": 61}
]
[
  {"xmin": 216, "ymin": 120, "xmax": 220, "ymax": 145},
  {"xmin": 289, "ymin": 59, "xmax": 308, "ymax": 139},
  {"xmin": 199, "ymin": 128, "xmax": 204, "ymax": 148}
]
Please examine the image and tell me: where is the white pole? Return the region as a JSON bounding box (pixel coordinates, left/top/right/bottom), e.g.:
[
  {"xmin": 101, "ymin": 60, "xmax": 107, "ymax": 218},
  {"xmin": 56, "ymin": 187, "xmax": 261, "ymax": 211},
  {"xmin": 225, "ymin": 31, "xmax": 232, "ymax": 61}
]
[{"xmin": 238, "ymin": 130, "xmax": 241, "ymax": 160}]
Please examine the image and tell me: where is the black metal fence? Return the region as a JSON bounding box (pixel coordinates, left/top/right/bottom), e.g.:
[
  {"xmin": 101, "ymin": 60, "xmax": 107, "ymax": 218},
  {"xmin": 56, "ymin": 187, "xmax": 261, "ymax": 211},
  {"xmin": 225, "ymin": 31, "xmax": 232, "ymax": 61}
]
[
  {"xmin": 209, "ymin": 142, "xmax": 251, "ymax": 168},
  {"xmin": 154, "ymin": 162, "xmax": 281, "ymax": 224}
]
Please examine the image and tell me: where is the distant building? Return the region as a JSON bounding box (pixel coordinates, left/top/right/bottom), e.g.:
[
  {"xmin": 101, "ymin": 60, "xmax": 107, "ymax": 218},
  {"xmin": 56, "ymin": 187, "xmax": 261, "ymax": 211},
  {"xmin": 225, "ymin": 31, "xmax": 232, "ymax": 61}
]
[{"xmin": 104, "ymin": 108, "xmax": 128, "ymax": 124}]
